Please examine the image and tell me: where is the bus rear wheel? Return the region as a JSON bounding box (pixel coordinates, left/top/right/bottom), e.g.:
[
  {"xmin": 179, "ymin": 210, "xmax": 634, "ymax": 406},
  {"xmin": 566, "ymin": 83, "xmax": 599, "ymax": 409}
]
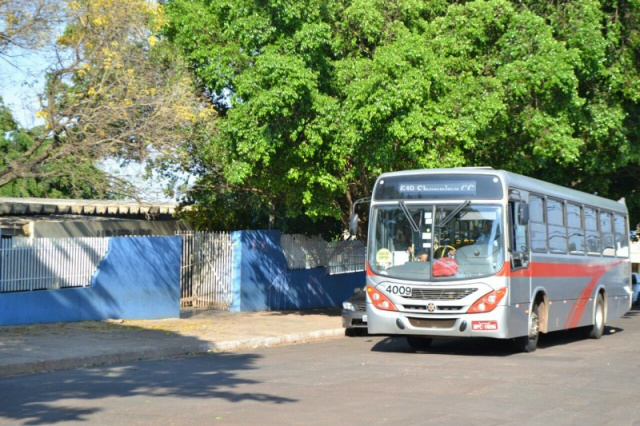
[
  {"xmin": 588, "ymin": 294, "xmax": 605, "ymax": 339},
  {"xmin": 406, "ymin": 336, "xmax": 433, "ymax": 352},
  {"xmin": 514, "ymin": 302, "xmax": 540, "ymax": 353}
]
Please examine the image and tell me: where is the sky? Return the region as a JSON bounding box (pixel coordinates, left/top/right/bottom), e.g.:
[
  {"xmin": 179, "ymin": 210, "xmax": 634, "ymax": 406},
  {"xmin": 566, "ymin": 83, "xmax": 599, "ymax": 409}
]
[{"xmin": 0, "ymin": 48, "xmax": 48, "ymax": 128}]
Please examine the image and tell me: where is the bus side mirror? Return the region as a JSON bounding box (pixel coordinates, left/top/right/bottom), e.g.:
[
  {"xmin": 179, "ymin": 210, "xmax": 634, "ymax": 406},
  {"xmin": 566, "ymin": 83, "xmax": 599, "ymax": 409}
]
[
  {"xmin": 349, "ymin": 213, "xmax": 359, "ymax": 237},
  {"xmin": 518, "ymin": 203, "xmax": 529, "ymax": 224}
]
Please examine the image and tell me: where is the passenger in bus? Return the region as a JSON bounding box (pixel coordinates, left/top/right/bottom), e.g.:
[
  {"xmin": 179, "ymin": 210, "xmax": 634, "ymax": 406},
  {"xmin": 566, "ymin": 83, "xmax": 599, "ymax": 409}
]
[
  {"xmin": 394, "ymin": 229, "xmax": 410, "ymax": 250},
  {"xmin": 407, "ymin": 246, "xmax": 429, "ymax": 262}
]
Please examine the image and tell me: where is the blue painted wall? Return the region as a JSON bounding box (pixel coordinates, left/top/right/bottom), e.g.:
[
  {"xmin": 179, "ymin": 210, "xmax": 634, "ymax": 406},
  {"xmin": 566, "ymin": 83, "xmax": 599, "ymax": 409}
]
[
  {"xmin": 0, "ymin": 237, "xmax": 181, "ymax": 326},
  {"xmin": 230, "ymin": 230, "xmax": 365, "ymax": 311}
]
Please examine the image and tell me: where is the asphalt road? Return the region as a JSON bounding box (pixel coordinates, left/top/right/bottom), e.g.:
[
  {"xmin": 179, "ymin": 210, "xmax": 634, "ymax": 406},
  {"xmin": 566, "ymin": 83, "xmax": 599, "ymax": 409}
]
[{"xmin": 1, "ymin": 306, "xmax": 640, "ymax": 426}]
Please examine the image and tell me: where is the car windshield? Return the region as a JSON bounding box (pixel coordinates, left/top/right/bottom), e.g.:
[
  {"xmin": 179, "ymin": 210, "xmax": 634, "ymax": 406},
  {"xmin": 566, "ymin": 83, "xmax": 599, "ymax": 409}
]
[{"xmin": 369, "ymin": 204, "xmax": 504, "ymax": 281}]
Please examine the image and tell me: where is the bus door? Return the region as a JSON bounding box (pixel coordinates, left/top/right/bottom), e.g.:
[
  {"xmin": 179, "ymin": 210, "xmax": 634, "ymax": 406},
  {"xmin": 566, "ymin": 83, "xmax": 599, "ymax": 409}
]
[{"xmin": 508, "ymin": 192, "xmax": 531, "ymax": 305}]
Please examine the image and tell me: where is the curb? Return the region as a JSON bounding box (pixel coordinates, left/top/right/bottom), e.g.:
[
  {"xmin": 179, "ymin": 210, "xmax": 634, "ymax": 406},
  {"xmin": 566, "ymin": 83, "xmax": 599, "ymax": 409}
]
[{"xmin": 0, "ymin": 328, "xmax": 346, "ymax": 378}]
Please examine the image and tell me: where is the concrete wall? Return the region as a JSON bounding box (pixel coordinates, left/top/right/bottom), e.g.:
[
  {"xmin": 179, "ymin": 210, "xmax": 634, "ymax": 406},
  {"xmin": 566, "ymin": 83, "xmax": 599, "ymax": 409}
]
[
  {"xmin": 0, "ymin": 236, "xmax": 181, "ymax": 326},
  {"xmin": 230, "ymin": 230, "xmax": 365, "ymax": 311},
  {"xmin": 32, "ymin": 217, "xmax": 190, "ymax": 238}
]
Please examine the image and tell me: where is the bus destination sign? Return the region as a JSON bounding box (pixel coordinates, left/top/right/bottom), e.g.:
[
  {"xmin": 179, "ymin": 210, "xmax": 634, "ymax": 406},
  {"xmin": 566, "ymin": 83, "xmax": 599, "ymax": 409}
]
[
  {"xmin": 374, "ymin": 174, "xmax": 503, "ymax": 200},
  {"xmin": 398, "ymin": 181, "xmax": 477, "ymax": 195}
]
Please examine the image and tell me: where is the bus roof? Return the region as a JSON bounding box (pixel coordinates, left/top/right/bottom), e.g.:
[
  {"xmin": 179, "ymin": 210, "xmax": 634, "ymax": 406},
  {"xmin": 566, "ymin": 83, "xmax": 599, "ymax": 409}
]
[{"xmin": 376, "ymin": 168, "xmax": 627, "ymax": 214}]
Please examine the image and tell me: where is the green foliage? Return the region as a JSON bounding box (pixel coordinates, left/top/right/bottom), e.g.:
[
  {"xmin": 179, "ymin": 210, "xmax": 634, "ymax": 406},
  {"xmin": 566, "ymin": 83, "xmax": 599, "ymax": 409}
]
[
  {"xmin": 165, "ymin": 0, "xmax": 640, "ymax": 233},
  {"xmin": 0, "ymin": 100, "xmax": 111, "ymax": 199}
]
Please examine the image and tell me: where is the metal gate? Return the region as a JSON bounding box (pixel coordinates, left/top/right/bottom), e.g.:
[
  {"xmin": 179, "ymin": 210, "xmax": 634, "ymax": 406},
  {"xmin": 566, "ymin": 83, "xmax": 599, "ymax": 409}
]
[{"xmin": 178, "ymin": 231, "xmax": 233, "ymax": 309}]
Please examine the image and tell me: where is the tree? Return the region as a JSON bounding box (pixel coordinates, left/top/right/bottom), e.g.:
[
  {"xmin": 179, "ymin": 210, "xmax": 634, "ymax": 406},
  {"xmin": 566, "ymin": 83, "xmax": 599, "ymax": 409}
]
[
  {"xmin": 0, "ymin": 0, "xmax": 214, "ymax": 197},
  {"xmin": 515, "ymin": 0, "xmax": 640, "ymax": 222},
  {"xmin": 0, "ymin": 0, "xmax": 60, "ymax": 56},
  {"xmin": 0, "ymin": 98, "xmax": 111, "ymax": 198},
  {"xmin": 165, "ymin": 0, "xmax": 640, "ymax": 233}
]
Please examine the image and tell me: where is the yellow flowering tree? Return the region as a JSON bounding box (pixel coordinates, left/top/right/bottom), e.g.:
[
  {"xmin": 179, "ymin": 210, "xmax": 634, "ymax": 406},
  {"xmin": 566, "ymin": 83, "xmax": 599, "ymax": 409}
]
[
  {"xmin": 0, "ymin": 0, "xmax": 60, "ymax": 54},
  {"xmin": 0, "ymin": 0, "xmax": 214, "ymax": 195}
]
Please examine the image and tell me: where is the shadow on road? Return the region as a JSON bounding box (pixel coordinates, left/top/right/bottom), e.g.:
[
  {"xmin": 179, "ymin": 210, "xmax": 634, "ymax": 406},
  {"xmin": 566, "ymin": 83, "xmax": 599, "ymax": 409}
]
[
  {"xmin": 0, "ymin": 343, "xmax": 296, "ymax": 425},
  {"xmin": 181, "ymin": 308, "xmax": 341, "ymax": 319},
  {"xmin": 369, "ymin": 324, "xmax": 623, "ymax": 357},
  {"xmin": 370, "ymin": 336, "xmax": 515, "ymax": 357},
  {"xmin": 263, "ymin": 309, "xmax": 341, "ymax": 317},
  {"xmin": 622, "ymin": 303, "xmax": 640, "ymax": 319},
  {"xmin": 538, "ymin": 325, "xmax": 623, "ymax": 349}
]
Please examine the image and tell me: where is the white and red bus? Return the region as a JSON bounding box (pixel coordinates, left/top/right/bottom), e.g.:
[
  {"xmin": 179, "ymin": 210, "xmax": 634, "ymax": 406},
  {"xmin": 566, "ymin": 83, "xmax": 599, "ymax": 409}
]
[{"xmin": 352, "ymin": 168, "xmax": 632, "ymax": 352}]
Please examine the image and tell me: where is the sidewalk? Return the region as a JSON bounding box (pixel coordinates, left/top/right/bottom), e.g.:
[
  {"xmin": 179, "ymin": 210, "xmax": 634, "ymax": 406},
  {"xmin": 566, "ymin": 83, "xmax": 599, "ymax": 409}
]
[{"xmin": 0, "ymin": 309, "xmax": 345, "ymax": 378}]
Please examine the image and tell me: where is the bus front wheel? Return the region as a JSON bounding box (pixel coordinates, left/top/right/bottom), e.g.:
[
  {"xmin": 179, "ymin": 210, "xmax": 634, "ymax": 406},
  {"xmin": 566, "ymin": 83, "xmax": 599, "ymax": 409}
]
[{"xmin": 514, "ymin": 302, "xmax": 541, "ymax": 353}]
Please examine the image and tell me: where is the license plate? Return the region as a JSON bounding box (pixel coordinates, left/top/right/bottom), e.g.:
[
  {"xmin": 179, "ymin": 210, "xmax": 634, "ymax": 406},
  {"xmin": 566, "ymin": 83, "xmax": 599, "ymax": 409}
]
[
  {"xmin": 362, "ymin": 315, "xmax": 368, "ymax": 323},
  {"xmin": 472, "ymin": 321, "xmax": 498, "ymax": 331}
]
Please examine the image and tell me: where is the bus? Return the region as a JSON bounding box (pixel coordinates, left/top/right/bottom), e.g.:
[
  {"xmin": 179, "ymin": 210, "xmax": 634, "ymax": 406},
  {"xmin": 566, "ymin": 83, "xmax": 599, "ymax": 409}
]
[{"xmin": 351, "ymin": 168, "xmax": 632, "ymax": 352}]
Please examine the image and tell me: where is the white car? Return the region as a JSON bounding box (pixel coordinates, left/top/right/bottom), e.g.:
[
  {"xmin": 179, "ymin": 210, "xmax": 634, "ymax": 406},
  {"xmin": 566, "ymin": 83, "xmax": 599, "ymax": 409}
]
[{"xmin": 633, "ymin": 273, "xmax": 640, "ymax": 305}]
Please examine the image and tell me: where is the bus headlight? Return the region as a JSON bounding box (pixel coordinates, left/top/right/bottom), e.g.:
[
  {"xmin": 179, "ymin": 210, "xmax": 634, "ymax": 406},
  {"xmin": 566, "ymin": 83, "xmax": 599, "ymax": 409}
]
[
  {"xmin": 467, "ymin": 288, "xmax": 507, "ymax": 314},
  {"xmin": 366, "ymin": 285, "xmax": 398, "ymax": 312}
]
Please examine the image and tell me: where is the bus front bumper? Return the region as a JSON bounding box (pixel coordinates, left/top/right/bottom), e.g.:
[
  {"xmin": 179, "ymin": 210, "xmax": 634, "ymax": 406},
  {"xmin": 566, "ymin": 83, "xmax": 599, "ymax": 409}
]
[{"xmin": 366, "ymin": 304, "xmax": 527, "ymax": 340}]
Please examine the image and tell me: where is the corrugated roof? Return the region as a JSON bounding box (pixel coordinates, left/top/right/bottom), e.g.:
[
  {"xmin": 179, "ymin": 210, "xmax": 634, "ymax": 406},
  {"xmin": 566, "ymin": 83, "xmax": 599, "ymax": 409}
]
[{"xmin": 0, "ymin": 197, "xmax": 179, "ymax": 217}]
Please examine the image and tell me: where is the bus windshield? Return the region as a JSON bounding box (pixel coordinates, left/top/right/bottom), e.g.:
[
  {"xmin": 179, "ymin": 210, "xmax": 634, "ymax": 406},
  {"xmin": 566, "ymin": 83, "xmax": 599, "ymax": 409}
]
[{"xmin": 370, "ymin": 204, "xmax": 504, "ymax": 281}]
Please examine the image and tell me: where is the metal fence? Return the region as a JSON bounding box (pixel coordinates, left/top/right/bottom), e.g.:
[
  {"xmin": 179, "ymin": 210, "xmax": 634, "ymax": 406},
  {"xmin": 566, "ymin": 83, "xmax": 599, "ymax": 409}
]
[
  {"xmin": 177, "ymin": 231, "xmax": 363, "ymax": 309},
  {"xmin": 0, "ymin": 237, "xmax": 110, "ymax": 293},
  {"xmin": 280, "ymin": 234, "xmax": 327, "ymax": 269},
  {"xmin": 179, "ymin": 231, "xmax": 233, "ymax": 309},
  {"xmin": 280, "ymin": 234, "xmax": 365, "ymax": 275},
  {"xmin": 326, "ymin": 240, "xmax": 366, "ymax": 275}
]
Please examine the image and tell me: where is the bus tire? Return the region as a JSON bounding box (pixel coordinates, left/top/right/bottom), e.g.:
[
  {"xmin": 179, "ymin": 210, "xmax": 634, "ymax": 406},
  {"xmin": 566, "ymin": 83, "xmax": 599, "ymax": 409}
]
[
  {"xmin": 406, "ymin": 336, "xmax": 433, "ymax": 352},
  {"xmin": 588, "ymin": 294, "xmax": 605, "ymax": 339},
  {"xmin": 514, "ymin": 302, "xmax": 540, "ymax": 353}
]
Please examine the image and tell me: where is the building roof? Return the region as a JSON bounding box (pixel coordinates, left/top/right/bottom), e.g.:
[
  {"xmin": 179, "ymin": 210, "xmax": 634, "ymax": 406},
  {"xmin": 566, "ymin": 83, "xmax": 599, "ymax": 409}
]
[{"xmin": 0, "ymin": 197, "xmax": 179, "ymax": 217}]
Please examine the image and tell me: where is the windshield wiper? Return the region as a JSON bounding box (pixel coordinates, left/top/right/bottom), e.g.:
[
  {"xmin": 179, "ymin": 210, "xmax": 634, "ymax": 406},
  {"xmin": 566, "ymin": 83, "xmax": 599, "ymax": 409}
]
[
  {"xmin": 399, "ymin": 201, "xmax": 420, "ymax": 233},
  {"xmin": 437, "ymin": 200, "xmax": 470, "ymax": 228}
]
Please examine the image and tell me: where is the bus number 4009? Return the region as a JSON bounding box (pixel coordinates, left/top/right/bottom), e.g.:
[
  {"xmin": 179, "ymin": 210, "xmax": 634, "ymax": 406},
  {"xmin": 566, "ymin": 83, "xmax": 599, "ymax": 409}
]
[{"xmin": 386, "ymin": 285, "xmax": 412, "ymax": 296}]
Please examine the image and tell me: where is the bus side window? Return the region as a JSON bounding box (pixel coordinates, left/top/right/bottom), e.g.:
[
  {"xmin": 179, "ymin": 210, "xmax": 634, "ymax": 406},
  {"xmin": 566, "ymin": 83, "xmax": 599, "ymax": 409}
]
[
  {"xmin": 584, "ymin": 207, "xmax": 600, "ymax": 256},
  {"xmin": 509, "ymin": 200, "xmax": 529, "ymax": 269},
  {"xmin": 547, "ymin": 198, "xmax": 567, "ymax": 254},
  {"xmin": 530, "ymin": 195, "xmax": 547, "ymax": 253},
  {"xmin": 600, "ymin": 211, "xmax": 615, "ymax": 257},
  {"xmin": 514, "ymin": 203, "xmax": 529, "ymax": 253},
  {"xmin": 567, "ymin": 203, "xmax": 585, "ymax": 255},
  {"xmin": 614, "ymin": 214, "xmax": 629, "ymax": 257}
]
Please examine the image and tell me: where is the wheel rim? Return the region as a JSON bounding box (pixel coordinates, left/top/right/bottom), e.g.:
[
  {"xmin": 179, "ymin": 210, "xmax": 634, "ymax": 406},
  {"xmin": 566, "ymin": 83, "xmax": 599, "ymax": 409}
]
[{"xmin": 595, "ymin": 301, "xmax": 604, "ymax": 330}]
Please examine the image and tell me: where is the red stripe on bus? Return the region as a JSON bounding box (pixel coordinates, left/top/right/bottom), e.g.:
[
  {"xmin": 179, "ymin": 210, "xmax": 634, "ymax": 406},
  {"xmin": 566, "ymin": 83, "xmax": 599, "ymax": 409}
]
[
  {"xmin": 564, "ymin": 275, "xmax": 602, "ymax": 329},
  {"xmin": 500, "ymin": 261, "xmax": 625, "ymax": 278},
  {"xmin": 500, "ymin": 260, "xmax": 625, "ymax": 328}
]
